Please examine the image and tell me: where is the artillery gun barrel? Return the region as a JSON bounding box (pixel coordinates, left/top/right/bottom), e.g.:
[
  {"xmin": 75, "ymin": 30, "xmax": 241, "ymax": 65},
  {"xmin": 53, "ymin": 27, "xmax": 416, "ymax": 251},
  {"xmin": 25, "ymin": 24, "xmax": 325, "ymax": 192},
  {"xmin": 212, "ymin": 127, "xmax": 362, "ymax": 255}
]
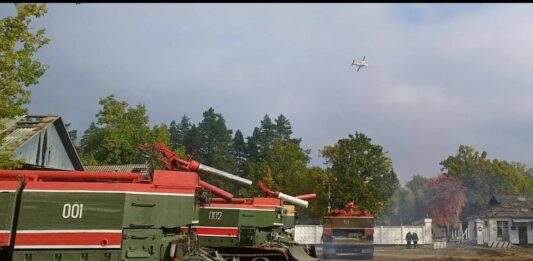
[
  {"xmin": 278, "ymin": 192, "xmax": 309, "ymax": 208},
  {"xmin": 197, "ymin": 164, "xmax": 252, "ymax": 186},
  {"xmin": 199, "ymin": 180, "xmax": 234, "ymax": 201},
  {"xmin": 295, "ymin": 193, "xmax": 317, "ymax": 200},
  {"xmin": 210, "ymin": 198, "xmax": 247, "ymax": 204}
]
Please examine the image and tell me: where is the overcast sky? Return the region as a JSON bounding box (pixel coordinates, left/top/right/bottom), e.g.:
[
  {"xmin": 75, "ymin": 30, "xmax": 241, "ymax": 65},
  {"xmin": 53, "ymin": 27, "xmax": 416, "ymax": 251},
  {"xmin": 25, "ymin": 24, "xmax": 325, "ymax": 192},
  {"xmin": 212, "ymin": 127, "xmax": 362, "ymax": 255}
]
[{"xmin": 2, "ymin": 3, "xmax": 533, "ymax": 184}]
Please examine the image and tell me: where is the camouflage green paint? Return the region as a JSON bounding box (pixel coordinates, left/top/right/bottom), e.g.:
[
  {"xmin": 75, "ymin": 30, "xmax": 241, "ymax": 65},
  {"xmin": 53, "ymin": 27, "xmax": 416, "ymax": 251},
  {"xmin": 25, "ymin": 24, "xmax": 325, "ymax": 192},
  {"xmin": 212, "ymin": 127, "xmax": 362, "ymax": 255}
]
[
  {"xmin": 121, "ymin": 228, "xmax": 186, "ymax": 260},
  {"xmin": 17, "ymin": 192, "xmax": 124, "ymax": 230},
  {"xmin": 123, "ymin": 194, "xmax": 197, "ymax": 229},
  {"xmin": 15, "ymin": 192, "xmax": 197, "ymax": 230},
  {"xmin": 198, "ymin": 207, "xmax": 285, "ymax": 248},
  {"xmin": 199, "ymin": 207, "xmax": 282, "ymax": 228},
  {"xmin": 0, "ymin": 191, "xmax": 15, "ymax": 232},
  {"xmin": 282, "ymin": 214, "xmax": 295, "ymax": 229}
]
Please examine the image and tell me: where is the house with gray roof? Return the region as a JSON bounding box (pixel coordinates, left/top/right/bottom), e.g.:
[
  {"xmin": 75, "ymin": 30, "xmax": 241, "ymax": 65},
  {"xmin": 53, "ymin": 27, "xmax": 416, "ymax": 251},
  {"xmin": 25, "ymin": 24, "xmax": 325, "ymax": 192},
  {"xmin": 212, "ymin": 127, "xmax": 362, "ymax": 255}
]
[
  {"xmin": 467, "ymin": 194, "xmax": 533, "ymax": 245},
  {"xmin": 0, "ymin": 115, "xmax": 84, "ymax": 171}
]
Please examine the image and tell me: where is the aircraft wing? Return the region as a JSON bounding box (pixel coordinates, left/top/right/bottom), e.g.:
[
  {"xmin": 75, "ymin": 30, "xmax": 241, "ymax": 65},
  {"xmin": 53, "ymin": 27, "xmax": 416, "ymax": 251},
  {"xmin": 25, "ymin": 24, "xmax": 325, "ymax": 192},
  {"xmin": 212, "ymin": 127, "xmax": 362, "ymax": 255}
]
[
  {"xmin": 357, "ymin": 66, "xmax": 361, "ymax": 72},
  {"xmin": 363, "ymin": 56, "xmax": 366, "ymax": 61}
]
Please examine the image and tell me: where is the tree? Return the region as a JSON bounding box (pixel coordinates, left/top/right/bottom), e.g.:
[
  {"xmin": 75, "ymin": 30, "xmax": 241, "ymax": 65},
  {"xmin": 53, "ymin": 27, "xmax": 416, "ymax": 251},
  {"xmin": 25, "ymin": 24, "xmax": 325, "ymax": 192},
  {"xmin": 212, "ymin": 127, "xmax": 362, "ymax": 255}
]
[
  {"xmin": 263, "ymin": 141, "xmax": 310, "ymax": 191},
  {"xmin": 242, "ymin": 114, "xmax": 311, "ymax": 197},
  {"xmin": 246, "ymin": 115, "xmax": 276, "ymax": 163},
  {"xmin": 286, "ymin": 167, "xmax": 333, "ymax": 222},
  {"xmin": 440, "ymin": 145, "xmax": 493, "ymax": 219},
  {"xmin": 440, "ymin": 145, "xmax": 533, "ymax": 219},
  {"xmin": 320, "ymin": 132, "xmax": 399, "ymax": 216},
  {"xmin": 64, "ymin": 123, "xmax": 78, "ymax": 148},
  {"xmin": 405, "ymin": 175, "xmax": 429, "ymax": 222},
  {"xmin": 232, "ymin": 130, "xmax": 247, "ymax": 176},
  {"xmin": 169, "ymin": 115, "xmax": 191, "ymax": 150},
  {"xmin": 195, "ymin": 108, "xmax": 237, "ymax": 189},
  {"xmin": 274, "ymin": 114, "xmax": 294, "ymax": 142},
  {"xmin": 169, "ymin": 120, "xmax": 179, "ymax": 149},
  {"xmin": 0, "ymin": 3, "xmax": 50, "ymax": 169},
  {"xmin": 184, "ymin": 124, "xmax": 201, "ymax": 158},
  {"xmin": 425, "ymin": 173, "xmax": 466, "ymax": 235},
  {"xmin": 79, "ymin": 95, "xmax": 169, "ymax": 165}
]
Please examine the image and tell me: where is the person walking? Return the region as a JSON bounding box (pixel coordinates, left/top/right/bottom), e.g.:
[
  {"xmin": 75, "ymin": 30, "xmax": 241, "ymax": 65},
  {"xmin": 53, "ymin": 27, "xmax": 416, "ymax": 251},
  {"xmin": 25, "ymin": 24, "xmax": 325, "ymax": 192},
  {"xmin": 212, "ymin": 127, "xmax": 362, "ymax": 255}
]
[
  {"xmin": 412, "ymin": 232, "xmax": 419, "ymax": 249},
  {"xmin": 405, "ymin": 231, "xmax": 412, "ymax": 249}
]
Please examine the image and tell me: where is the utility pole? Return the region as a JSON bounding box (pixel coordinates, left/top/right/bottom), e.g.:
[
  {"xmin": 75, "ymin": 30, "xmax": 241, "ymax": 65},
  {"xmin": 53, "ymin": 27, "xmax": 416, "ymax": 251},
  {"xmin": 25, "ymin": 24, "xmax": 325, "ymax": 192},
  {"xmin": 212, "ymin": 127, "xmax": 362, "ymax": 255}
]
[{"xmin": 327, "ymin": 183, "xmax": 331, "ymax": 213}]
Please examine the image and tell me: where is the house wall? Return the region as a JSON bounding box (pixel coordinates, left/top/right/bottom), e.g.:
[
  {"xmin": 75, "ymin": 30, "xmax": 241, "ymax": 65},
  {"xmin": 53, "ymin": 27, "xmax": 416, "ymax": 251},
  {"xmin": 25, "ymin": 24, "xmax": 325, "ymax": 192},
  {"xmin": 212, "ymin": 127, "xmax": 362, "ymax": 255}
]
[
  {"xmin": 470, "ymin": 218, "xmax": 533, "ymax": 245},
  {"xmin": 468, "ymin": 220, "xmax": 475, "ymax": 243},
  {"xmin": 529, "ymin": 224, "xmax": 533, "ymax": 244},
  {"xmin": 13, "ymin": 125, "xmax": 75, "ymax": 170},
  {"xmin": 509, "ymin": 222, "xmax": 519, "ymax": 244},
  {"xmin": 511, "ymin": 222, "xmax": 533, "ymax": 244}
]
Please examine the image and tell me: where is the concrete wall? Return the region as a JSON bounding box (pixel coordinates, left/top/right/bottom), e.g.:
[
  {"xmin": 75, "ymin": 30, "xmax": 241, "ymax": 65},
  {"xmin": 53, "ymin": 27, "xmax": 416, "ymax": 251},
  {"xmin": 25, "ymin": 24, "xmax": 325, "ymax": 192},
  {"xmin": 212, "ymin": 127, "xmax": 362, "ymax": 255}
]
[
  {"xmin": 374, "ymin": 219, "xmax": 432, "ymax": 245},
  {"xmin": 294, "ymin": 225, "xmax": 323, "ymax": 244},
  {"xmin": 294, "ymin": 219, "xmax": 433, "ymax": 245}
]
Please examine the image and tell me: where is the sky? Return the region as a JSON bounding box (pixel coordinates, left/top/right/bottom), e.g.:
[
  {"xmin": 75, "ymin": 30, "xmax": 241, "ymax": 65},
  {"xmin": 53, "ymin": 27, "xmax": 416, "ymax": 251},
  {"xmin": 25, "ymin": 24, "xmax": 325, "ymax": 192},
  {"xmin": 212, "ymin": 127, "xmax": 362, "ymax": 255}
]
[{"xmin": 2, "ymin": 3, "xmax": 533, "ymax": 184}]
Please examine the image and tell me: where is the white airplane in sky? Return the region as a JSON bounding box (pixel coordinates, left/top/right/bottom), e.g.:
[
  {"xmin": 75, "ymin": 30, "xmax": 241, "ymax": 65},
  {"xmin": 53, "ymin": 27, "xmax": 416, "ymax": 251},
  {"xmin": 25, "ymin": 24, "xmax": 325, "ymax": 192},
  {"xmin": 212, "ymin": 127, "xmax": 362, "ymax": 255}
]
[{"xmin": 351, "ymin": 56, "xmax": 368, "ymax": 72}]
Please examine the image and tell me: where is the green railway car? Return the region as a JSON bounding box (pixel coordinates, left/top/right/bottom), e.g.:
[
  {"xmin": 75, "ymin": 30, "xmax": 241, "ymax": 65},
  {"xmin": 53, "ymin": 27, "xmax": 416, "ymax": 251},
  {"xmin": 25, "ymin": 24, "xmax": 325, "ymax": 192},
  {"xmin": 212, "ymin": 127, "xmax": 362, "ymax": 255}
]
[{"xmin": 0, "ymin": 169, "xmax": 206, "ymax": 261}]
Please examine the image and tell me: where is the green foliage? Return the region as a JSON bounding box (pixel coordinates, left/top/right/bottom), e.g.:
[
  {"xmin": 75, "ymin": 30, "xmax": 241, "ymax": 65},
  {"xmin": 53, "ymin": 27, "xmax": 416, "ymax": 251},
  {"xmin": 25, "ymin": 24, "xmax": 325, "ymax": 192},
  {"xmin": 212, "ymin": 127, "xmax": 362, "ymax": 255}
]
[
  {"xmin": 232, "ymin": 130, "xmax": 247, "ymax": 176},
  {"xmin": 0, "ymin": 150, "xmax": 23, "ymax": 169},
  {"xmin": 242, "ymin": 114, "xmax": 312, "ymax": 199},
  {"xmin": 405, "ymin": 174, "xmax": 429, "ymax": 221},
  {"xmin": 285, "ymin": 167, "xmax": 333, "ymax": 223},
  {"xmin": 79, "ymin": 95, "xmax": 170, "ymax": 165},
  {"xmin": 171, "ymin": 108, "xmax": 237, "ymax": 190},
  {"xmin": 169, "ymin": 115, "xmax": 191, "ymax": 150},
  {"xmin": 440, "ymin": 145, "xmax": 533, "ymax": 219},
  {"xmin": 196, "ymin": 108, "xmax": 235, "ymax": 169},
  {"xmin": 320, "ymin": 132, "xmax": 399, "ymax": 217},
  {"xmin": 64, "ymin": 123, "xmax": 78, "ymax": 149},
  {"xmin": 0, "ymin": 3, "xmax": 49, "ymax": 169},
  {"xmin": 379, "ymin": 175, "xmax": 429, "ymax": 225},
  {"xmin": 0, "ymin": 3, "xmax": 49, "ymax": 119}
]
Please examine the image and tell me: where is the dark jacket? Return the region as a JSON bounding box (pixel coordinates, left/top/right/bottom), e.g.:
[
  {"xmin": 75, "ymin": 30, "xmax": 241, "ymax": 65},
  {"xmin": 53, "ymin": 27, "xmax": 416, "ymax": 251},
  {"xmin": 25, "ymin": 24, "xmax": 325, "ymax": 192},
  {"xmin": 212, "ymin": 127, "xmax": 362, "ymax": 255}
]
[
  {"xmin": 406, "ymin": 232, "xmax": 412, "ymax": 241},
  {"xmin": 412, "ymin": 233, "xmax": 419, "ymax": 242}
]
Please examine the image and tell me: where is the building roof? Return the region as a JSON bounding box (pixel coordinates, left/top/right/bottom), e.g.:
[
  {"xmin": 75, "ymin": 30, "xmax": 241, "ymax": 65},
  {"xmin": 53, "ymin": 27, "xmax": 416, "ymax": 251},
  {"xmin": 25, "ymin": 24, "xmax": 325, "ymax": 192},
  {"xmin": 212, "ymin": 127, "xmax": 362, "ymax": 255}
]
[
  {"xmin": 84, "ymin": 164, "xmax": 150, "ymax": 174},
  {"xmin": 468, "ymin": 194, "xmax": 533, "ymax": 220},
  {"xmin": 0, "ymin": 115, "xmax": 84, "ymax": 170}
]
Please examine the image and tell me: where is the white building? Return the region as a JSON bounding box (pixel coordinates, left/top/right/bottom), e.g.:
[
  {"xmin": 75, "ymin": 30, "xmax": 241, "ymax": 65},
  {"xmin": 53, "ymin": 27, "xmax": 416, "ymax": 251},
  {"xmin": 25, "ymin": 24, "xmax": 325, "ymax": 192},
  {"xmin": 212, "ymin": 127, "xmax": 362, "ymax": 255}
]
[{"xmin": 468, "ymin": 195, "xmax": 533, "ymax": 246}]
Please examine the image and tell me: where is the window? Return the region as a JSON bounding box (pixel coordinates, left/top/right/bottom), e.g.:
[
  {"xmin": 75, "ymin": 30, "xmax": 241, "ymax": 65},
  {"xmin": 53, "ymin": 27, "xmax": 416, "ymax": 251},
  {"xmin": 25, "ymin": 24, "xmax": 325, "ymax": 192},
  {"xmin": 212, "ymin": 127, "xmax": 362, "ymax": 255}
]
[{"xmin": 497, "ymin": 221, "xmax": 509, "ymax": 239}]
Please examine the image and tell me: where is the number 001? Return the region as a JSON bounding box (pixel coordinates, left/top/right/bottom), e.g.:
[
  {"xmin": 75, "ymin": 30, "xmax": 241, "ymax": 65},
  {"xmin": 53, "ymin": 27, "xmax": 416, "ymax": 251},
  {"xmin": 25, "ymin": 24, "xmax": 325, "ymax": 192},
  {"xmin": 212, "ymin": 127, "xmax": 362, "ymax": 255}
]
[{"xmin": 62, "ymin": 203, "xmax": 84, "ymax": 219}]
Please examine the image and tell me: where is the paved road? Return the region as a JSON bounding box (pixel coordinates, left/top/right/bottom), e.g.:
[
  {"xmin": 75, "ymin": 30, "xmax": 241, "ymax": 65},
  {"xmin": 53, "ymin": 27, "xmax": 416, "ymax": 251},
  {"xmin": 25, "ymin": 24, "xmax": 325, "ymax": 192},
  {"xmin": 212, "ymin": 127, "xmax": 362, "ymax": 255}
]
[{"xmin": 373, "ymin": 244, "xmax": 533, "ymax": 260}]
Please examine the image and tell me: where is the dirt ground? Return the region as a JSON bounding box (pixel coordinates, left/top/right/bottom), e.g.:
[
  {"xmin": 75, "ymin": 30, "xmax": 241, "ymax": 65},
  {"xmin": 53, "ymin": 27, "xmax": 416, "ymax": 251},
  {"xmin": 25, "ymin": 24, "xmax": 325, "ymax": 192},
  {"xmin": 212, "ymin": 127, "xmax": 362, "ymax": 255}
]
[{"xmin": 372, "ymin": 243, "xmax": 533, "ymax": 261}]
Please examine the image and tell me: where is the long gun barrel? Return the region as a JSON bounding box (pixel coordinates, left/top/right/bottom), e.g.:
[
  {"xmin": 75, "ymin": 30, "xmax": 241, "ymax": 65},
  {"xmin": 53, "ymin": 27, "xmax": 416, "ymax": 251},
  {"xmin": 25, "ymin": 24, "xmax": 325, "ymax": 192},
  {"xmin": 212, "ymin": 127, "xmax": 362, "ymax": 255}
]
[
  {"xmin": 197, "ymin": 164, "xmax": 252, "ymax": 187},
  {"xmin": 139, "ymin": 142, "xmax": 252, "ymax": 187},
  {"xmin": 295, "ymin": 193, "xmax": 317, "ymax": 200},
  {"xmin": 199, "ymin": 180, "xmax": 234, "ymax": 201},
  {"xmin": 257, "ymin": 182, "xmax": 310, "ymax": 208}
]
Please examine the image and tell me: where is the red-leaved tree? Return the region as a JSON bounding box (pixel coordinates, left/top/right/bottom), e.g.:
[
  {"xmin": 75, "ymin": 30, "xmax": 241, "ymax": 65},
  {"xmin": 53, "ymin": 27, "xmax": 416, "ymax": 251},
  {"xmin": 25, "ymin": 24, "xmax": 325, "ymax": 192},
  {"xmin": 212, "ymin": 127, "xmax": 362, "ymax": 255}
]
[{"xmin": 425, "ymin": 173, "xmax": 467, "ymax": 230}]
